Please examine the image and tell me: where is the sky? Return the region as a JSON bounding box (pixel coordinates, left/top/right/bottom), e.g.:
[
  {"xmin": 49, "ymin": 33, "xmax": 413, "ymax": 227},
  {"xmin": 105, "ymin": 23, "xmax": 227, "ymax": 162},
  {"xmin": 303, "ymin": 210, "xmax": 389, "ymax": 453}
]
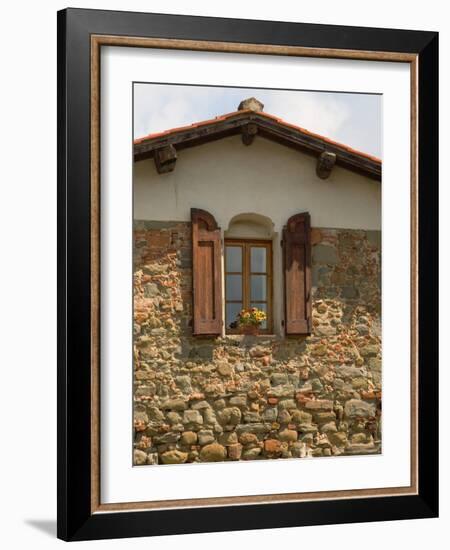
[{"xmin": 134, "ymin": 83, "xmax": 382, "ymax": 158}]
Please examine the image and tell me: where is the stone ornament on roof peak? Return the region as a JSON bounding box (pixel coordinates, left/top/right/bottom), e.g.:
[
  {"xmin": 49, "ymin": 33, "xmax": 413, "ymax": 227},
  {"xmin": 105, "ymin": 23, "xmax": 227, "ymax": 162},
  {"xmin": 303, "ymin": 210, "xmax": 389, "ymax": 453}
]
[{"xmin": 238, "ymin": 97, "xmax": 264, "ymax": 112}]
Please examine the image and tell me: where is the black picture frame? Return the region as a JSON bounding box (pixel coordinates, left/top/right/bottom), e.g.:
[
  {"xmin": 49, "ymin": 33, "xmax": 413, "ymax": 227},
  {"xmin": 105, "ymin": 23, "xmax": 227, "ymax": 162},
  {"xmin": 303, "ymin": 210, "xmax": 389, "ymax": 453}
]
[{"xmin": 57, "ymin": 7, "xmax": 438, "ymax": 541}]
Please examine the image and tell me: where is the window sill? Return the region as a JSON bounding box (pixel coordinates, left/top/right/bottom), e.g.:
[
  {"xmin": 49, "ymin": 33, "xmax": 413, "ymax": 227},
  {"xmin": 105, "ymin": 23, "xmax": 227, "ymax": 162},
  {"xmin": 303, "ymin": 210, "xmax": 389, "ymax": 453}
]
[{"xmin": 222, "ymin": 333, "xmax": 280, "ymax": 342}]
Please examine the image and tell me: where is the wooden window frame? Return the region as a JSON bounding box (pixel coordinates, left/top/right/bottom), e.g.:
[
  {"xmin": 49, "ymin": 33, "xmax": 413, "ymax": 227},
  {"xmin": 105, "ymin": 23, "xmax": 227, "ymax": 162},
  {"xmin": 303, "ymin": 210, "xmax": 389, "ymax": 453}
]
[{"xmin": 224, "ymin": 239, "xmax": 273, "ymax": 334}]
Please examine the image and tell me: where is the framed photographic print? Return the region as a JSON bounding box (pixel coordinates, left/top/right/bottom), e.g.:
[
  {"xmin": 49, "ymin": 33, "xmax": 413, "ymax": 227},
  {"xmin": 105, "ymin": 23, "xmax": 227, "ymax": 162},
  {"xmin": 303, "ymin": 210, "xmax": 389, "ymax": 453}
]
[{"xmin": 57, "ymin": 8, "xmax": 438, "ymax": 541}]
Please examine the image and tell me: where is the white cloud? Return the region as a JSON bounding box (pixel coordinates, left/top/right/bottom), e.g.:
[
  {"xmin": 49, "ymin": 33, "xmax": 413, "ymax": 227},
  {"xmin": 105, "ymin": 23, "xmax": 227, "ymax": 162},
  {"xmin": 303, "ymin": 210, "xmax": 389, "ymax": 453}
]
[
  {"xmin": 134, "ymin": 86, "xmax": 208, "ymax": 138},
  {"xmin": 263, "ymin": 92, "xmax": 351, "ymax": 143}
]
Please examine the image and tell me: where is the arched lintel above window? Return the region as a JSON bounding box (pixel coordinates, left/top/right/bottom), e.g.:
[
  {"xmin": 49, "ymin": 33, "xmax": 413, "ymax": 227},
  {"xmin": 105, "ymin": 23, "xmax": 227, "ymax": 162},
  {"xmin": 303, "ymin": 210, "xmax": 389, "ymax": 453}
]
[{"xmin": 225, "ymin": 212, "xmax": 275, "ymax": 240}]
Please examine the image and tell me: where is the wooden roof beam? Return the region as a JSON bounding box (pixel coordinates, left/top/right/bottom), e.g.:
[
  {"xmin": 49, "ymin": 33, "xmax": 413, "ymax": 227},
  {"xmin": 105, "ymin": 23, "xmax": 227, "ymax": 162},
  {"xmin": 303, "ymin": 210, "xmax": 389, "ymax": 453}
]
[
  {"xmin": 241, "ymin": 123, "xmax": 258, "ymax": 145},
  {"xmin": 316, "ymin": 151, "xmax": 337, "ymax": 179},
  {"xmin": 154, "ymin": 144, "xmax": 177, "ymax": 174}
]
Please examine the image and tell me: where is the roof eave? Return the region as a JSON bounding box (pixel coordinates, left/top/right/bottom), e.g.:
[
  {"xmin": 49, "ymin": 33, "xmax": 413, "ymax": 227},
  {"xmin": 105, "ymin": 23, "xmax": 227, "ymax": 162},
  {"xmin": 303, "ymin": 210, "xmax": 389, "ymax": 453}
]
[{"xmin": 133, "ymin": 112, "xmax": 381, "ymax": 181}]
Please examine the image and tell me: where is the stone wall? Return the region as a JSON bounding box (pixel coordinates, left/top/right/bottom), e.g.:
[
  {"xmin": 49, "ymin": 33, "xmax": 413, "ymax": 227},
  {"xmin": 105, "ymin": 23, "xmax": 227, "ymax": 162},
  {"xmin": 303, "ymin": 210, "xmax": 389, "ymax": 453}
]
[{"xmin": 133, "ymin": 220, "xmax": 382, "ymax": 466}]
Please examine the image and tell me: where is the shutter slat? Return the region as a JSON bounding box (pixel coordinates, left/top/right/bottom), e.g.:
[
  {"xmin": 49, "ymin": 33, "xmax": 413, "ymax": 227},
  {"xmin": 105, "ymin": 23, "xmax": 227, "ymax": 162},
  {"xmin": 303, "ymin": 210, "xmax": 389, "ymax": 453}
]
[
  {"xmin": 283, "ymin": 212, "xmax": 312, "ymax": 335},
  {"xmin": 191, "ymin": 209, "xmax": 223, "ymax": 336}
]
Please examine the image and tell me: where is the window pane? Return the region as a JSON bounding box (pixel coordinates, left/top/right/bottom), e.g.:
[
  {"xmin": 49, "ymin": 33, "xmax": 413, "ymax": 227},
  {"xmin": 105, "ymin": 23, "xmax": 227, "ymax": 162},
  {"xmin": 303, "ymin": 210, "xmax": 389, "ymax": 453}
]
[
  {"xmin": 226, "ymin": 302, "xmax": 242, "ymax": 329},
  {"xmin": 251, "ymin": 275, "xmax": 267, "ymax": 301},
  {"xmin": 226, "ymin": 274, "xmax": 242, "ymax": 301},
  {"xmin": 250, "ymin": 302, "xmax": 267, "ymax": 329},
  {"xmin": 250, "ymin": 247, "xmax": 266, "ymax": 272},
  {"xmin": 225, "ymin": 246, "xmax": 242, "ymax": 272}
]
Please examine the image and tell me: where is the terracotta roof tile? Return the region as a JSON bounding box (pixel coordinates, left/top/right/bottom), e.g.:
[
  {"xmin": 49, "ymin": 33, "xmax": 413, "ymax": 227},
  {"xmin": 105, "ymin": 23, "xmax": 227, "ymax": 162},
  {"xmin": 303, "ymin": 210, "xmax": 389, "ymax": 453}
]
[
  {"xmin": 133, "ymin": 110, "xmax": 243, "ymax": 144},
  {"xmin": 134, "ymin": 109, "xmax": 381, "ymax": 164}
]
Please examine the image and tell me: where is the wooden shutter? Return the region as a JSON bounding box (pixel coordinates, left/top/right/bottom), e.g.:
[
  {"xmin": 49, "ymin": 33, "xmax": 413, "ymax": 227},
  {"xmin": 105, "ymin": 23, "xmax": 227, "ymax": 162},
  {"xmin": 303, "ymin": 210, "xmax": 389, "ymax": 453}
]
[
  {"xmin": 283, "ymin": 212, "xmax": 312, "ymax": 335},
  {"xmin": 191, "ymin": 208, "xmax": 223, "ymax": 336}
]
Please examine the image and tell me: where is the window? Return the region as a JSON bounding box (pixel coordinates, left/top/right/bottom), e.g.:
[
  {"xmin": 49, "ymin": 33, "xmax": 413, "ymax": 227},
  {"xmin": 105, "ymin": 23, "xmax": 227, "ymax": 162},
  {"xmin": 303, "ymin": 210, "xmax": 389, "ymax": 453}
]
[
  {"xmin": 224, "ymin": 240, "xmax": 272, "ymax": 333},
  {"xmin": 191, "ymin": 208, "xmax": 311, "ymax": 337}
]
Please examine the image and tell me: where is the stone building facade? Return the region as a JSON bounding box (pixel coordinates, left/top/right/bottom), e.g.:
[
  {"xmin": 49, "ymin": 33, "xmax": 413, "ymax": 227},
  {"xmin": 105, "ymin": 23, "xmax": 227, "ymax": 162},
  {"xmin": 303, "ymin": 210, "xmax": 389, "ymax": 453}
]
[
  {"xmin": 132, "ymin": 97, "xmax": 382, "ymax": 466},
  {"xmin": 133, "ymin": 220, "xmax": 381, "ymax": 466}
]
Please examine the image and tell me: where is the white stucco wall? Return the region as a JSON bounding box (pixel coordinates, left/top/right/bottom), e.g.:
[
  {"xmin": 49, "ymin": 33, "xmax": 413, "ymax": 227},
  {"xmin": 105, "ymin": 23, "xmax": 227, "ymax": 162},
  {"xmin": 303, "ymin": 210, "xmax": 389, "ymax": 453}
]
[{"xmin": 133, "ymin": 135, "xmax": 381, "ymax": 231}]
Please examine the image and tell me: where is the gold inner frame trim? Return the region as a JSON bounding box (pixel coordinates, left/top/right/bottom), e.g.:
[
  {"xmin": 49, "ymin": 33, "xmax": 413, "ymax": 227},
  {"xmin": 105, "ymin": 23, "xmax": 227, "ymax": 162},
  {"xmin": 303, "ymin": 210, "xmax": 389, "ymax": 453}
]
[{"xmin": 90, "ymin": 34, "xmax": 419, "ymax": 514}]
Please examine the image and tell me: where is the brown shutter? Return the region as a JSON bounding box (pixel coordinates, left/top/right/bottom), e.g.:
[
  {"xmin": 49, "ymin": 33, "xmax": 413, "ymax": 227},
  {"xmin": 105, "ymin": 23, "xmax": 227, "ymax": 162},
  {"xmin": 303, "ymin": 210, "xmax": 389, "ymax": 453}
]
[
  {"xmin": 283, "ymin": 212, "xmax": 312, "ymax": 335},
  {"xmin": 191, "ymin": 208, "xmax": 223, "ymax": 336}
]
